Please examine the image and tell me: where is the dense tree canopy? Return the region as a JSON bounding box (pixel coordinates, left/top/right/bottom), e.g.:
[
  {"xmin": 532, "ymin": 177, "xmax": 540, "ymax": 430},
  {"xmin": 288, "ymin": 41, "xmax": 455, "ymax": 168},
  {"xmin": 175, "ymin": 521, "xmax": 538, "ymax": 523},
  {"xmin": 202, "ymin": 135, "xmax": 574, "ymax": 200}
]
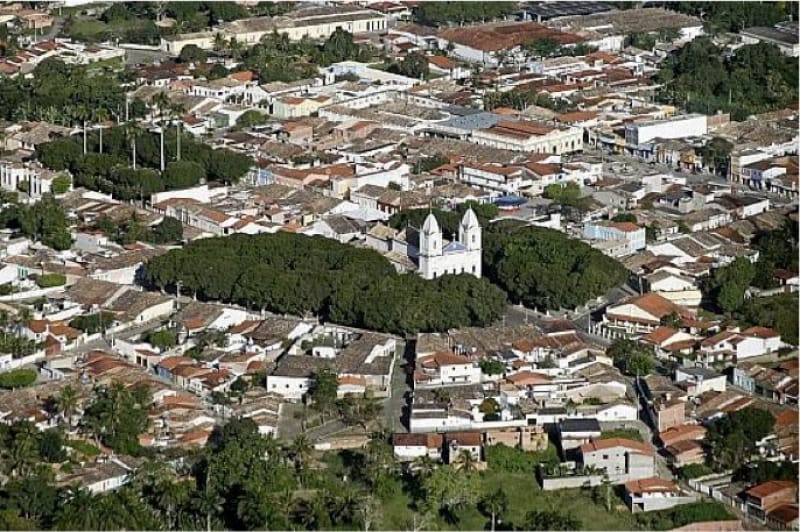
[
  {"xmin": 606, "ymin": 339, "xmax": 656, "ymax": 376},
  {"xmin": 0, "ymin": 195, "xmax": 73, "ymax": 250},
  {"xmin": 483, "ymin": 224, "xmax": 627, "ymax": 310},
  {"xmin": 36, "ymin": 126, "xmax": 252, "ymax": 200},
  {"xmin": 702, "ymin": 256, "xmax": 756, "ymax": 314},
  {"xmin": 143, "ymin": 231, "xmax": 506, "ymax": 335},
  {"xmin": 707, "ymin": 406, "xmax": 774, "ymax": 470},
  {"xmin": 657, "ymin": 38, "xmax": 798, "ymax": 120},
  {"xmin": 414, "ymin": 2, "xmax": 516, "ymax": 26},
  {"xmin": 82, "ymin": 383, "xmax": 151, "ymax": 455},
  {"xmin": 666, "ymin": 2, "xmax": 793, "ymax": 34},
  {"xmin": 0, "ymin": 59, "xmax": 127, "ymax": 125},
  {"xmin": 736, "ymin": 293, "xmax": 799, "ymax": 346}
]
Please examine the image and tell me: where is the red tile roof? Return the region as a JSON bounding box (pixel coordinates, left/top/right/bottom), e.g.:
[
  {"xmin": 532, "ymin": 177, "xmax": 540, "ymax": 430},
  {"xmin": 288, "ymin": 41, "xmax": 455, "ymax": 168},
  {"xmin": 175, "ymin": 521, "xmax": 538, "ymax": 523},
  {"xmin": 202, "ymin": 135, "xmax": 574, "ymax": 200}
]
[
  {"xmin": 446, "ymin": 431, "xmax": 482, "ymax": 447},
  {"xmin": 742, "ymin": 326, "xmax": 780, "ymax": 339},
  {"xmin": 625, "ymin": 477, "xmax": 679, "ymax": 494},
  {"xmin": 746, "ymin": 480, "xmax": 798, "ymax": 499},
  {"xmin": 580, "ymin": 438, "xmax": 654, "ymax": 456}
]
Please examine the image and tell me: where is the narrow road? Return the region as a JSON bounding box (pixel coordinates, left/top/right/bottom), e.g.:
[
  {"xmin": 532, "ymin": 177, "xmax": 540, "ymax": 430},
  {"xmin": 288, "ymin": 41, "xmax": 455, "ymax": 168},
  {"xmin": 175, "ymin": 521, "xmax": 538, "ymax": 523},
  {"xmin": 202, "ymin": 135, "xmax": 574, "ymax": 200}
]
[{"xmin": 383, "ymin": 340, "xmax": 410, "ymax": 433}]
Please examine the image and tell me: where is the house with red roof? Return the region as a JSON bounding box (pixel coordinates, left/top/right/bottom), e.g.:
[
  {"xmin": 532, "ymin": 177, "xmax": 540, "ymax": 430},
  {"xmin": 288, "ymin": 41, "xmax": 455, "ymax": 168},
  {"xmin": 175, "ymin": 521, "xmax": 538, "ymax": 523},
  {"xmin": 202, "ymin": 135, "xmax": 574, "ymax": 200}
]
[
  {"xmin": 603, "ymin": 293, "xmax": 695, "ymax": 336},
  {"xmin": 415, "ymin": 350, "xmax": 481, "ymax": 387},
  {"xmin": 392, "ymin": 432, "xmax": 443, "ymax": 461},
  {"xmin": 700, "ymin": 326, "xmax": 784, "ymax": 364},
  {"xmin": 579, "ymin": 438, "xmax": 656, "ymax": 483},
  {"xmin": 744, "ymin": 481, "xmax": 798, "ymax": 523},
  {"xmin": 426, "ymin": 54, "xmax": 469, "ymax": 80},
  {"xmin": 624, "ymin": 477, "xmax": 697, "ymax": 513}
]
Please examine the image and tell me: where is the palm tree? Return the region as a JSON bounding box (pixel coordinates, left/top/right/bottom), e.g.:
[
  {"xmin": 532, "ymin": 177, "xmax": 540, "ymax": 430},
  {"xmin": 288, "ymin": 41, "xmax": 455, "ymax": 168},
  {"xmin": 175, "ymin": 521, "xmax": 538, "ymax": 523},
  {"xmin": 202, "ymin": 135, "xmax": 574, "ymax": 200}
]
[
  {"xmin": 57, "ymin": 487, "xmax": 99, "ymax": 530},
  {"xmin": 93, "ymin": 108, "xmax": 110, "ymax": 154},
  {"xmin": 213, "ymin": 32, "xmax": 226, "ymax": 56},
  {"xmin": 4, "ymin": 432, "xmax": 37, "ymax": 478},
  {"xmin": 57, "ymin": 384, "xmax": 79, "ymax": 428},
  {"xmin": 171, "ymin": 102, "xmax": 186, "ymax": 161},
  {"xmin": 75, "ymin": 104, "xmax": 92, "ymax": 155},
  {"xmin": 152, "ymin": 91, "xmax": 171, "ymax": 172},
  {"xmin": 124, "ymin": 121, "xmax": 144, "ymax": 170},
  {"xmin": 291, "ymin": 434, "xmax": 313, "ymax": 481},
  {"xmin": 480, "ymin": 488, "xmax": 508, "ymax": 532},
  {"xmin": 413, "ymin": 454, "xmax": 436, "ymax": 480},
  {"xmin": 228, "ymin": 36, "xmax": 243, "ymax": 60},
  {"xmin": 0, "ymin": 310, "xmax": 9, "ymax": 343},
  {"xmin": 453, "ymin": 449, "xmax": 479, "ymax": 473},
  {"xmin": 193, "ymin": 485, "xmax": 223, "ymax": 532}
]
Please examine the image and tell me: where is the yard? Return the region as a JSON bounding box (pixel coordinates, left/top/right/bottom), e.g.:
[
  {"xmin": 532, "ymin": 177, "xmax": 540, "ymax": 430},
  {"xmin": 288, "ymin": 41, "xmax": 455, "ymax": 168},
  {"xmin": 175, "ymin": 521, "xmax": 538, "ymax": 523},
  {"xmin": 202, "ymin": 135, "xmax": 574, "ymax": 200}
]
[
  {"xmin": 600, "ymin": 428, "xmax": 644, "ymax": 442},
  {"xmin": 379, "ymin": 471, "xmax": 637, "ymax": 531}
]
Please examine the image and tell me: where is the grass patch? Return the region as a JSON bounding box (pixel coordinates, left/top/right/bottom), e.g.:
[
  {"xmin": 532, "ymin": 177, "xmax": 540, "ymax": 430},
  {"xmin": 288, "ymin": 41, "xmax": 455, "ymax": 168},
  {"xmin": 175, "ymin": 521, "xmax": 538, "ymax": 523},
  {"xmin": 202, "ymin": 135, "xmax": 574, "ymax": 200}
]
[
  {"xmin": 379, "ymin": 471, "xmax": 636, "ymax": 531},
  {"xmin": 635, "ymin": 501, "xmax": 734, "ymax": 530},
  {"xmin": 66, "ymin": 439, "xmax": 101, "ymax": 457},
  {"xmin": 485, "ymin": 442, "xmax": 560, "ymax": 473},
  {"xmin": 600, "ymin": 429, "xmax": 643, "ymax": 442}
]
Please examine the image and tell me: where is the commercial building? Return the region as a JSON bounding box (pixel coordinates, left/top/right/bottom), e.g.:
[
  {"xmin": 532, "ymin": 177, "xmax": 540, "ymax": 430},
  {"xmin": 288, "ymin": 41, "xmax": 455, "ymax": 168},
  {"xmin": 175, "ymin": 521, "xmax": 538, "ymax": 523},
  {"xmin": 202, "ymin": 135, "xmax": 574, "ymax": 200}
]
[
  {"xmin": 583, "ymin": 221, "xmax": 646, "ymax": 257},
  {"xmin": 740, "ymin": 22, "xmax": 800, "ymax": 57},
  {"xmin": 624, "ymin": 115, "xmax": 707, "ymax": 147},
  {"xmin": 161, "ymin": 5, "xmax": 390, "ymax": 54},
  {"xmin": 471, "ymin": 120, "xmax": 583, "ymax": 154}
]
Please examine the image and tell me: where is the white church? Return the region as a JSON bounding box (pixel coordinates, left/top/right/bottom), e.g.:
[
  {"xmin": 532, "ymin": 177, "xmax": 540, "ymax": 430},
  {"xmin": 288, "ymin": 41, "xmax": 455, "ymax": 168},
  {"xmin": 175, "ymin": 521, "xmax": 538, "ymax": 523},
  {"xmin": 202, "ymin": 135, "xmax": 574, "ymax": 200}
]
[{"xmin": 364, "ymin": 208, "xmax": 482, "ymax": 279}]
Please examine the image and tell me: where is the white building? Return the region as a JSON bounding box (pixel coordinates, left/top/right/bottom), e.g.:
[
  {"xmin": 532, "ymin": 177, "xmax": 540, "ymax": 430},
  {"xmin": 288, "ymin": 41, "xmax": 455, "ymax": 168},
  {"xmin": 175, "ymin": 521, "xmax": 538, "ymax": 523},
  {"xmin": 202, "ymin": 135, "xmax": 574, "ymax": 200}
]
[
  {"xmin": 625, "ymin": 478, "xmax": 697, "ymax": 513},
  {"xmin": 583, "ymin": 221, "xmax": 646, "ymax": 257},
  {"xmin": 415, "ymin": 351, "xmax": 482, "ymax": 388},
  {"xmin": 624, "ymin": 114, "xmax": 707, "ymax": 146},
  {"xmin": 699, "ymin": 327, "xmax": 783, "ymax": 365},
  {"xmin": 0, "ymin": 160, "xmax": 65, "ymax": 198},
  {"xmin": 471, "ymin": 120, "xmax": 583, "ymax": 155},
  {"xmin": 418, "ymin": 209, "xmax": 482, "ymax": 280},
  {"xmin": 161, "ymin": 5, "xmax": 389, "ymax": 54},
  {"xmin": 644, "ymin": 270, "xmax": 702, "ymax": 308}
]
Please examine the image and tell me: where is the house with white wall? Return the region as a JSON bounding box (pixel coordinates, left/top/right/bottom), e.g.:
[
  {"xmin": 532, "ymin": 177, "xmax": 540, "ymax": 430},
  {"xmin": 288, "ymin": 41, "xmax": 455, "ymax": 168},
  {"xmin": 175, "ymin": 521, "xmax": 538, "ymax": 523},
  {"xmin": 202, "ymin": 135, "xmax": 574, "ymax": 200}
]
[
  {"xmin": 414, "ymin": 351, "xmax": 482, "ymax": 388},
  {"xmin": 699, "ymin": 327, "xmax": 783, "ymax": 365}
]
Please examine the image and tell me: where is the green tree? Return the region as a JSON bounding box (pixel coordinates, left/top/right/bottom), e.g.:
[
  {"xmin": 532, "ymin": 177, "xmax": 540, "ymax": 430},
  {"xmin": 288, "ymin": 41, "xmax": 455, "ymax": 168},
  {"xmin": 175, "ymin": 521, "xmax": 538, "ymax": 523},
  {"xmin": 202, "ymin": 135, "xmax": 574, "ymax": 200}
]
[
  {"xmin": 708, "ymin": 406, "xmax": 775, "ymax": 469},
  {"xmin": 394, "ymin": 52, "xmax": 429, "ymax": 79},
  {"xmin": 704, "ymin": 256, "xmax": 756, "ymax": 314},
  {"xmin": 147, "ymin": 329, "xmax": 178, "ymax": 351},
  {"xmin": 309, "ymin": 366, "xmax": 338, "ymax": 423},
  {"xmin": 0, "ymin": 368, "xmax": 37, "ymax": 389},
  {"xmin": 235, "ymin": 110, "xmax": 269, "ymax": 129},
  {"xmin": 422, "ymin": 465, "xmax": 480, "ymax": 515},
  {"xmin": 607, "ymin": 338, "xmax": 655, "ymax": 376},
  {"xmin": 525, "ymin": 509, "xmax": 581, "ymax": 530},
  {"xmin": 321, "ymin": 28, "xmax": 361, "ymax": 63},
  {"xmin": 82, "ymin": 383, "xmax": 150, "ymax": 454},
  {"xmin": 151, "ymin": 216, "xmax": 184, "ymax": 244},
  {"xmin": 525, "ymin": 37, "xmax": 561, "ymax": 57},
  {"xmin": 479, "ymin": 487, "xmax": 508, "ymax": 532},
  {"xmin": 37, "ymin": 429, "xmax": 67, "ymax": 463},
  {"xmin": 16, "ymin": 195, "xmax": 72, "ymax": 250},
  {"xmin": 50, "ymin": 175, "xmax": 72, "ymax": 195},
  {"xmin": 179, "ymin": 44, "xmax": 207, "ymax": 64},
  {"xmin": 163, "ymin": 160, "xmax": 205, "ymax": 190},
  {"xmin": 479, "ymin": 358, "xmax": 505, "ymax": 376}
]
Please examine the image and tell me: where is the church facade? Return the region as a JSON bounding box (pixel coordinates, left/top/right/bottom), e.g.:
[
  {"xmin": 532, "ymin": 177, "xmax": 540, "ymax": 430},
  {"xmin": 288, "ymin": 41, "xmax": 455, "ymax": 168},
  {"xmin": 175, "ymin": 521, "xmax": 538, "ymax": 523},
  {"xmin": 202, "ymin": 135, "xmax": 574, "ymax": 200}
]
[
  {"xmin": 364, "ymin": 208, "xmax": 483, "ymax": 280},
  {"xmin": 418, "ymin": 208, "xmax": 482, "ymax": 280}
]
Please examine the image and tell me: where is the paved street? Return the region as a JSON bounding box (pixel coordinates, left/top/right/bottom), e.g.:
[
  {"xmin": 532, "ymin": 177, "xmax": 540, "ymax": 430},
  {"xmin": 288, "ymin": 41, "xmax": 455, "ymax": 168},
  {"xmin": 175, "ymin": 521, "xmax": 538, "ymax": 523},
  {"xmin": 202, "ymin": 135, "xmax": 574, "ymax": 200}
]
[
  {"xmin": 383, "ymin": 340, "xmax": 411, "ymax": 433},
  {"xmin": 503, "ymin": 283, "xmax": 636, "ymax": 346}
]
